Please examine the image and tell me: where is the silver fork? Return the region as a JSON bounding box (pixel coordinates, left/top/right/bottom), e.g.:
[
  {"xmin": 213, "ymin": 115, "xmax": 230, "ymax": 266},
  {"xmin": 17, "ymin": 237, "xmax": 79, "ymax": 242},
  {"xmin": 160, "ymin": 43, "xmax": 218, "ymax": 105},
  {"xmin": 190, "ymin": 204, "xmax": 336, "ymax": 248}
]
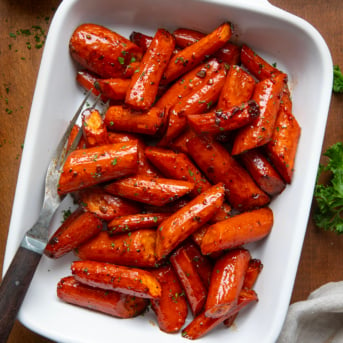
[{"xmin": 0, "ymin": 90, "xmax": 101, "ymax": 342}]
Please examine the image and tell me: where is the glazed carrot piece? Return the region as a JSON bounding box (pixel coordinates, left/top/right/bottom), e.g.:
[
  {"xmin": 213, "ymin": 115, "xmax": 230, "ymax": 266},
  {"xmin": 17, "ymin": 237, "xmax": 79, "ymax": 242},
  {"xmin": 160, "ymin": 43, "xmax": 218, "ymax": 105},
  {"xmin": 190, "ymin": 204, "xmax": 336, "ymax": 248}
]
[
  {"xmin": 172, "ymin": 27, "xmax": 240, "ymax": 65},
  {"xmin": 209, "ymin": 202, "xmax": 233, "ymax": 223},
  {"xmin": 158, "ymin": 63, "xmax": 226, "ymax": 146},
  {"xmin": 201, "ymin": 207, "xmax": 274, "ymax": 255},
  {"xmin": 76, "ymin": 70, "xmax": 108, "ymax": 101},
  {"xmin": 169, "ymin": 127, "xmax": 197, "ymax": 154},
  {"xmin": 240, "ymin": 148, "xmax": 286, "ymax": 196},
  {"xmin": 205, "ymin": 248, "xmax": 251, "ymax": 318},
  {"xmin": 107, "ymin": 131, "xmax": 139, "ymax": 144},
  {"xmin": 183, "ymin": 241, "xmax": 213, "ymax": 289},
  {"xmin": 144, "ymin": 147, "xmax": 212, "ymax": 197},
  {"xmin": 265, "ymin": 90, "xmax": 301, "ymax": 183},
  {"xmin": 155, "ymin": 183, "xmax": 225, "ymax": 260},
  {"xmin": 170, "ymin": 245, "xmax": 207, "ymax": 316},
  {"xmin": 57, "ymin": 276, "xmax": 148, "ymax": 318},
  {"xmin": 44, "ymin": 208, "xmax": 102, "ymax": 258},
  {"xmin": 240, "ymin": 44, "xmax": 282, "ymax": 81},
  {"xmin": 75, "ymin": 186, "xmax": 141, "ymax": 221},
  {"xmin": 57, "ymin": 141, "xmax": 138, "ymax": 195},
  {"xmin": 107, "ymin": 213, "xmax": 169, "ymax": 235},
  {"xmin": 217, "ymin": 65, "xmax": 256, "ymax": 109},
  {"xmin": 231, "ymin": 73, "xmax": 287, "ymax": 155},
  {"xmin": 66, "ymin": 124, "xmax": 87, "ymax": 152},
  {"xmin": 125, "ymin": 29, "xmax": 175, "ymax": 110},
  {"xmin": 95, "ymin": 78, "xmax": 130, "ymax": 101},
  {"xmin": 162, "ymin": 22, "xmax": 232, "ymax": 84},
  {"xmin": 130, "ymin": 31, "xmax": 153, "ymax": 53},
  {"xmin": 75, "ymin": 230, "xmax": 158, "ymax": 268},
  {"xmin": 186, "ymin": 135, "xmax": 270, "ymax": 211},
  {"xmin": 104, "ymin": 105, "xmax": 165, "ymax": 135},
  {"xmin": 82, "ymin": 108, "xmax": 109, "ymax": 147},
  {"xmin": 181, "ymin": 289, "xmax": 258, "ymax": 340},
  {"xmin": 105, "ymin": 175, "xmax": 194, "ymax": 206},
  {"xmin": 71, "ymin": 260, "xmax": 162, "ymax": 299},
  {"xmin": 150, "ymin": 265, "xmax": 188, "ymax": 333},
  {"xmin": 69, "ymin": 23, "xmax": 143, "ymax": 78},
  {"xmin": 186, "ymin": 100, "xmax": 259, "ymax": 135}
]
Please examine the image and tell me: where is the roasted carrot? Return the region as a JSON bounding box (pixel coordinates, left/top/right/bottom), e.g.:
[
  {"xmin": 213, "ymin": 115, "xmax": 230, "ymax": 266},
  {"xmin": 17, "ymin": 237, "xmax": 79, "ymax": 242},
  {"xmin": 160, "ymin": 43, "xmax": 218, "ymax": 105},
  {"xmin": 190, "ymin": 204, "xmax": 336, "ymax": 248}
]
[
  {"xmin": 125, "ymin": 28, "xmax": 175, "ymax": 110},
  {"xmin": 44, "ymin": 208, "xmax": 103, "ymax": 258},
  {"xmin": 75, "ymin": 230, "xmax": 158, "ymax": 268},
  {"xmin": 82, "ymin": 108, "xmax": 109, "ymax": 147},
  {"xmin": 209, "ymin": 202, "xmax": 233, "ymax": 223},
  {"xmin": 76, "ymin": 70, "xmax": 108, "ymax": 101},
  {"xmin": 95, "ymin": 78, "xmax": 130, "ymax": 101},
  {"xmin": 69, "ymin": 23, "xmax": 143, "ymax": 78},
  {"xmin": 74, "ymin": 186, "xmax": 140, "ymax": 221},
  {"xmin": 57, "ymin": 141, "xmax": 138, "ymax": 195},
  {"xmin": 57, "ymin": 276, "xmax": 148, "ymax": 318},
  {"xmin": 231, "ymin": 73, "xmax": 287, "ymax": 155},
  {"xmin": 170, "ymin": 245, "xmax": 207, "ymax": 316},
  {"xmin": 265, "ymin": 90, "xmax": 301, "ymax": 183},
  {"xmin": 240, "ymin": 44, "xmax": 282, "ymax": 81},
  {"xmin": 158, "ymin": 63, "xmax": 226, "ymax": 146},
  {"xmin": 104, "ymin": 105, "xmax": 165, "ymax": 136},
  {"xmin": 172, "ymin": 27, "xmax": 240, "ymax": 65},
  {"xmin": 155, "ymin": 183, "xmax": 225, "ymax": 260},
  {"xmin": 186, "ymin": 135, "xmax": 270, "ymax": 211},
  {"xmin": 217, "ymin": 65, "xmax": 255, "ymax": 109},
  {"xmin": 201, "ymin": 207, "xmax": 274, "ymax": 255},
  {"xmin": 181, "ymin": 288, "xmax": 258, "ymax": 340},
  {"xmin": 130, "ymin": 31, "xmax": 153, "ymax": 53},
  {"xmin": 107, "ymin": 213, "xmax": 169, "ymax": 235},
  {"xmin": 144, "ymin": 147, "xmax": 212, "ymax": 197},
  {"xmin": 240, "ymin": 148, "xmax": 286, "ymax": 196},
  {"xmin": 71, "ymin": 260, "xmax": 161, "ymax": 299},
  {"xmin": 150, "ymin": 265, "xmax": 188, "ymax": 333},
  {"xmin": 169, "ymin": 127, "xmax": 197, "ymax": 154},
  {"xmin": 104, "ymin": 175, "xmax": 194, "ymax": 206},
  {"xmin": 66, "ymin": 124, "xmax": 87, "ymax": 152},
  {"xmin": 162, "ymin": 22, "xmax": 232, "ymax": 84},
  {"xmin": 205, "ymin": 248, "xmax": 251, "ymax": 318},
  {"xmin": 107, "ymin": 131, "xmax": 139, "ymax": 144},
  {"xmin": 186, "ymin": 100, "xmax": 259, "ymax": 135}
]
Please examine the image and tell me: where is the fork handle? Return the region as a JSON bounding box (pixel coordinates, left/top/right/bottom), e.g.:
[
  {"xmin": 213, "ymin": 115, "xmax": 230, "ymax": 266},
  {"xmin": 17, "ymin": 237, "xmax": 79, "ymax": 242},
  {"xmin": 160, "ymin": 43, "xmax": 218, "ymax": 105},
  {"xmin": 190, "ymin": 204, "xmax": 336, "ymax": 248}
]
[{"xmin": 0, "ymin": 246, "xmax": 42, "ymax": 343}]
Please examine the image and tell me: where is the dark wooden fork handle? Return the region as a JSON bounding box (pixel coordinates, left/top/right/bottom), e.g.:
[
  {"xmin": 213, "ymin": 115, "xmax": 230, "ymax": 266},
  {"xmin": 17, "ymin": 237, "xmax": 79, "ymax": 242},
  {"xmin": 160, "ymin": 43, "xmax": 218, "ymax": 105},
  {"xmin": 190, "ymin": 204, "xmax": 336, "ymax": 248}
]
[{"xmin": 0, "ymin": 247, "xmax": 42, "ymax": 343}]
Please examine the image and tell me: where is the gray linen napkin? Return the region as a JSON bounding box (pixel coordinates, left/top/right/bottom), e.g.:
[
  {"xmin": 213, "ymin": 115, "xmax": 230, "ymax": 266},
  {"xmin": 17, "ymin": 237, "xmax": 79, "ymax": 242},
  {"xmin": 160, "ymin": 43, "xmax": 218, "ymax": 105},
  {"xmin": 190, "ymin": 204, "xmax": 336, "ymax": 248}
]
[{"xmin": 277, "ymin": 281, "xmax": 343, "ymax": 343}]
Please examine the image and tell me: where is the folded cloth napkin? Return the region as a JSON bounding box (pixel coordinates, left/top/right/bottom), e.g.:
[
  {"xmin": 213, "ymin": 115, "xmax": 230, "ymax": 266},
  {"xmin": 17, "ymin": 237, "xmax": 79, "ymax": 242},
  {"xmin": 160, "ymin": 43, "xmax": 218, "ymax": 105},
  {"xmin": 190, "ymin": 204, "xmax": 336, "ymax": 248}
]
[{"xmin": 277, "ymin": 281, "xmax": 343, "ymax": 343}]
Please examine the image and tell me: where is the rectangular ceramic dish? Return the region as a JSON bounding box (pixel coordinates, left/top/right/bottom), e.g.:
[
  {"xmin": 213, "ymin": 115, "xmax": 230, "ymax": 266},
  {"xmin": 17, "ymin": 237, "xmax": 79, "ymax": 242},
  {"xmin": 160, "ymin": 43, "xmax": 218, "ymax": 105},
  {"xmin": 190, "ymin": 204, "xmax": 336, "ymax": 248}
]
[{"xmin": 3, "ymin": 0, "xmax": 332, "ymax": 342}]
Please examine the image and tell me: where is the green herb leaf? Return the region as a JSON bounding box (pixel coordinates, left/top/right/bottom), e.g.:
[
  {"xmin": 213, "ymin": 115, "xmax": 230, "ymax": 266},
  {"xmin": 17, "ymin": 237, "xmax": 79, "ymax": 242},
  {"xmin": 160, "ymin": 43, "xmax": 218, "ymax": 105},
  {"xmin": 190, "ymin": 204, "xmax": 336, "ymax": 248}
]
[{"xmin": 333, "ymin": 65, "xmax": 343, "ymax": 93}]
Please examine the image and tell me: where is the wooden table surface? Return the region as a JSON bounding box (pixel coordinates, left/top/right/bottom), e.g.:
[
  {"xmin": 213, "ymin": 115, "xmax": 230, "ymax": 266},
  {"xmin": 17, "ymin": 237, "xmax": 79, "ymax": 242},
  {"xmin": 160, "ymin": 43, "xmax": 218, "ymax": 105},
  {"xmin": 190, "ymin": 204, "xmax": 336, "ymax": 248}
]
[{"xmin": 1, "ymin": 0, "xmax": 342, "ymax": 342}]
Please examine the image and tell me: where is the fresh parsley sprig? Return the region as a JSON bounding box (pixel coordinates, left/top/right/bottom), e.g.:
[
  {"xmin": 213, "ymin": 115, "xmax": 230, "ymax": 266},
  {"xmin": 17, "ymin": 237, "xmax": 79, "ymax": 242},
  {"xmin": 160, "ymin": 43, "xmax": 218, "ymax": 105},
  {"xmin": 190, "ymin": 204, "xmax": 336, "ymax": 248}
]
[{"xmin": 333, "ymin": 65, "xmax": 343, "ymax": 93}]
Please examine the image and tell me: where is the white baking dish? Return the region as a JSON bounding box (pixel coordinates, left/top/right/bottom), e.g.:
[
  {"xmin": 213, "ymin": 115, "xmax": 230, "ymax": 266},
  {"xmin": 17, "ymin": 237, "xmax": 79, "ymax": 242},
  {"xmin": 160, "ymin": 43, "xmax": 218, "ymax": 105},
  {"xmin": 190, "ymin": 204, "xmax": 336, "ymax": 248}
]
[{"xmin": 3, "ymin": 0, "xmax": 332, "ymax": 342}]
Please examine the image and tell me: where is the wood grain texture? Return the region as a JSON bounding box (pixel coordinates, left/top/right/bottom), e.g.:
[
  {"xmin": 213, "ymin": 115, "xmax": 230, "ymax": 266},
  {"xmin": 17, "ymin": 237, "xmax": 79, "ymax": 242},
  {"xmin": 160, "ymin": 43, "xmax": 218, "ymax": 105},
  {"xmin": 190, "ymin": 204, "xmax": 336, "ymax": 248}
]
[{"xmin": 0, "ymin": 0, "xmax": 342, "ymax": 342}]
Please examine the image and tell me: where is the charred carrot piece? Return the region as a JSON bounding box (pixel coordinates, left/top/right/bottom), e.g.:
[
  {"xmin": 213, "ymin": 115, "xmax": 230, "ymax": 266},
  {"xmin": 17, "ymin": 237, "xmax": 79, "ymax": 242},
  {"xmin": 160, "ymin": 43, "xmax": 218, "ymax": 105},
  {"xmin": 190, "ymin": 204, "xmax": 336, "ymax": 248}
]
[
  {"xmin": 187, "ymin": 100, "xmax": 259, "ymax": 135},
  {"xmin": 183, "ymin": 241, "xmax": 213, "ymax": 289},
  {"xmin": 58, "ymin": 141, "xmax": 138, "ymax": 195},
  {"xmin": 186, "ymin": 135, "xmax": 270, "ymax": 211},
  {"xmin": 240, "ymin": 148, "xmax": 286, "ymax": 196},
  {"xmin": 231, "ymin": 73, "xmax": 287, "ymax": 155},
  {"xmin": 130, "ymin": 31, "xmax": 153, "ymax": 53},
  {"xmin": 44, "ymin": 208, "xmax": 102, "ymax": 258},
  {"xmin": 104, "ymin": 105, "xmax": 165, "ymax": 136},
  {"xmin": 205, "ymin": 248, "xmax": 251, "ymax": 318},
  {"xmin": 201, "ymin": 207, "xmax": 274, "ymax": 255},
  {"xmin": 75, "ymin": 230, "xmax": 158, "ymax": 268},
  {"xmin": 57, "ymin": 276, "xmax": 148, "ymax": 318},
  {"xmin": 240, "ymin": 44, "xmax": 282, "ymax": 81},
  {"xmin": 104, "ymin": 175, "xmax": 194, "ymax": 206},
  {"xmin": 76, "ymin": 70, "xmax": 108, "ymax": 101},
  {"xmin": 69, "ymin": 23, "xmax": 143, "ymax": 78},
  {"xmin": 158, "ymin": 63, "xmax": 226, "ymax": 146},
  {"xmin": 217, "ymin": 65, "xmax": 256, "ymax": 109},
  {"xmin": 96, "ymin": 78, "xmax": 130, "ymax": 101},
  {"xmin": 265, "ymin": 90, "xmax": 301, "ymax": 183},
  {"xmin": 144, "ymin": 147, "xmax": 212, "ymax": 197},
  {"xmin": 107, "ymin": 213, "xmax": 169, "ymax": 235},
  {"xmin": 82, "ymin": 108, "xmax": 109, "ymax": 147},
  {"xmin": 155, "ymin": 183, "xmax": 225, "ymax": 260},
  {"xmin": 71, "ymin": 260, "xmax": 161, "ymax": 299},
  {"xmin": 172, "ymin": 27, "xmax": 240, "ymax": 65},
  {"xmin": 74, "ymin": 186, "xmax": 140, "ymax": 221},
  {"xmin": 150, "ymin": 265, "xmax": 188, "ymax": 333},
  {"xmin": 181, "ymin": 288, "xmax": 258, "ymax": 339},
  {"xmin": 125, "ymin": 29, "xmax": 175, "ymax": 111},
  {"xmin": 170, "ymin": 245, "xmax": 207, "ymax": 316},
  {"xmin": 162, "ymin": 22, "xmax": 232, "ymax": 84}
]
